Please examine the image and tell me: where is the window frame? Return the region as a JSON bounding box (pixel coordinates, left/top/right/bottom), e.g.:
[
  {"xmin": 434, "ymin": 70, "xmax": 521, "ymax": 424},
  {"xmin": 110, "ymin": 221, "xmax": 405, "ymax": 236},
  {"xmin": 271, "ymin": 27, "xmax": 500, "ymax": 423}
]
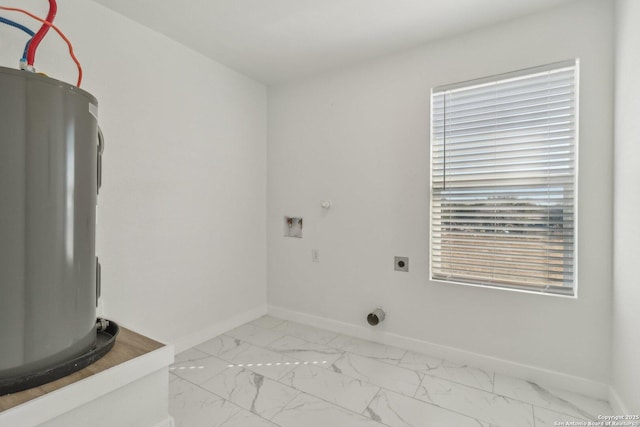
[{"xmin": 428, "ymin": 59, "xmax": 579, "ymax": 298}]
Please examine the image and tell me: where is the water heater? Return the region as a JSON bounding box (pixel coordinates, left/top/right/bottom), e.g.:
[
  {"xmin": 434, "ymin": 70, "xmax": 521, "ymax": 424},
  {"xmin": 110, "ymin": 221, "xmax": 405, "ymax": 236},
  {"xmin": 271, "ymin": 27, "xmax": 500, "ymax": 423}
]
[{"xmin": 0, "ymin": 66, "xmax": 107, "ymax": 392}]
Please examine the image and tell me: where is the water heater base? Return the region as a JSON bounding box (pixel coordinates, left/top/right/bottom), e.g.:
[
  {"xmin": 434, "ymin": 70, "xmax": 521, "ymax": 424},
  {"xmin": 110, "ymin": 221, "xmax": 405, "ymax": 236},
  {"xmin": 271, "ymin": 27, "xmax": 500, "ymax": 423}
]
[{"xmin": 0, "ymin": 319, "xmax": 119, "ymax": 396}]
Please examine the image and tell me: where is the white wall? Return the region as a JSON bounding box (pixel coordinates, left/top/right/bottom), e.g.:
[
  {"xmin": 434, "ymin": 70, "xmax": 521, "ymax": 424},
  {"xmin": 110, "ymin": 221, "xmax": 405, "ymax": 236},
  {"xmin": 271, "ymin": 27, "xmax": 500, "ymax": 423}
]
[
  {"xmin": 0, "ymin": 0, "xmax": 268, "ymax": 346},
  {"xmin": 612, "ymin": 0, "xmax": 640, "ymax": 413},
  {"xmin": 268, "ymin": 0, "xmax": 613, "ymax": 384}
]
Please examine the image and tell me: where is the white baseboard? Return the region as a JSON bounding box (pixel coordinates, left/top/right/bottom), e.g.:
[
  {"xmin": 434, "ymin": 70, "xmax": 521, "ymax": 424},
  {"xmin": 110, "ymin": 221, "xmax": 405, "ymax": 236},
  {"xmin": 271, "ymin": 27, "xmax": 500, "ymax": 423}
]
[
  {"xmin": 268, "ymin": 305, "xmax": 610, "ymax": 400},
  {"xmin": 172, "ymin": 305, "xmax": 267, "ymax": 354},
  {"xmin": 609, "ymin": 386, "xmax": 630, "ymax": 414}
]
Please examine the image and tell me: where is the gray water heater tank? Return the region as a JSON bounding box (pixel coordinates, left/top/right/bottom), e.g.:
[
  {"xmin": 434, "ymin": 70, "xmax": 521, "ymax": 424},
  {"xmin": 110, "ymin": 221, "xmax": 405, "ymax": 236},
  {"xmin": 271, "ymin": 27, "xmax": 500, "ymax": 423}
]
[{"xmin": 0, "ymin": 66, "xmax": 99, "ymax": 381}]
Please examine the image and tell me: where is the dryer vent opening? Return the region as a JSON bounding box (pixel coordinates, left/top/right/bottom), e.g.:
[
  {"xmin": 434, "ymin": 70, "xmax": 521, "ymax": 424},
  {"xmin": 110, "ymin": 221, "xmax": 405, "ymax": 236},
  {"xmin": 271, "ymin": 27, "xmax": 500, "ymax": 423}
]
[{"xmin": 367, "ymin": 308, "xmax": 386, "ymax": 326}]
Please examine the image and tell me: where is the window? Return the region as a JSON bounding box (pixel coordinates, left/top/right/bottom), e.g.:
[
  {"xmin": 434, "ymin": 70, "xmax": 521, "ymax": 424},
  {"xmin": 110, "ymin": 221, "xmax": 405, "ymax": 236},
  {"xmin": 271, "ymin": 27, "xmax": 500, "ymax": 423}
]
[{"xmin": 430, "ymin": 60, "xmax": 578, "ymax": 296}]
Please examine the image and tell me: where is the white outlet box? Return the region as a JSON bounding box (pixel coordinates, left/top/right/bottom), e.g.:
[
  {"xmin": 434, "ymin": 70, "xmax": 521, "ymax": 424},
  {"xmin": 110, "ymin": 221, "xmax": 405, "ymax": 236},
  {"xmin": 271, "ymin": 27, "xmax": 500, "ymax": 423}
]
[{"xmin": 312, "ymin": 249, "xmax": 320, "ymax": 262}]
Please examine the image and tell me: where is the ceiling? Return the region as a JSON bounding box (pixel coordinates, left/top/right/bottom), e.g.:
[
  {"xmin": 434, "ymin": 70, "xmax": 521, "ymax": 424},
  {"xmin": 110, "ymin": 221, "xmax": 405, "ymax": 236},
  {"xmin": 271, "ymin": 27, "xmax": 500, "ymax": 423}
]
[{"xmin": 92, "ymin": 0, "xmax": 579, "ymax": 84}]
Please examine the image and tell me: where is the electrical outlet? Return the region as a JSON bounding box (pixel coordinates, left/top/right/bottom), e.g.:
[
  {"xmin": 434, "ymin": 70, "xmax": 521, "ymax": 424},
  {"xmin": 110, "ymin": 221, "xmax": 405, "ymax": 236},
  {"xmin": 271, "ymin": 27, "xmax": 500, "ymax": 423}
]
[
  {"xmin": 394, "ymin": 256, "xmax": 408, "ymax": 272},
  {"xmin": 312, "ymin": 249, "xmax": 320, "ymax": 263}
]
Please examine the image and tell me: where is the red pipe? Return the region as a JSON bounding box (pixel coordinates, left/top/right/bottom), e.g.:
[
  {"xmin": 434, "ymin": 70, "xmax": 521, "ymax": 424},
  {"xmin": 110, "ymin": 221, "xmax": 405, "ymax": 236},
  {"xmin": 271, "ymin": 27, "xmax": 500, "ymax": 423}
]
[
  {"xmin": 26, "ymin": 0, "xmax": 57, "ymax": 65},
  {"xmin": 0, "ymin": 5, "xmax": 83, "ymax": 87}
]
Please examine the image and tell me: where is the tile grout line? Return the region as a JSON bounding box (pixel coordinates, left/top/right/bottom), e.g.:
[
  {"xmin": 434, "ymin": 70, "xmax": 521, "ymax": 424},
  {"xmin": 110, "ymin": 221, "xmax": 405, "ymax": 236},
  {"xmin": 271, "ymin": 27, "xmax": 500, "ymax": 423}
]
[
  {"xmin": 326, "ymin": 335, "xmax": 409, "ymax": 366},
  {"xmin": 263, "ymin": 334, "xmax": 348, "ymax": 360},
  {"xmin": 234, "ymin": 331, "xmax": 342, "ymax": 366},
  {"xmin": 170, "ymin": 375, "xmax": 282, "ymax": 426},
  {"xmin": 213, "ymin": 334, "xmax": 415, "ymax": 398},
  {"xmin": 411, "ymin": 378, "xmax": 422, "ymax": 399},
  {"xmin": 250, "ymin": 317, "xmax": 610, "ymax": 413},
  {"xmin": 333, "ymin": 349, "xmax": 425, "ymax": 375},
  {"xmin": 270, "ymin": 377, "xmax": 388, "ymax": 426},
  {"xmin": 251, "ymin": 316, "xmax": 342, "ymax": 347},
  {"xmin": 383, "ymin": 383, "xmax": 499, "ymax": 426},
  {"xmin": 269, "ymin": 364, "xmax": 387, "ymax": 425},
  {"xmin": 360, "ymin": 386, "xmax": 382, "ymax": 416},
  {"xmin": 266, "ymin": 389, "xmax": 303, "ymax": 423},
  {"xmin": 281, "ymin": 390, "xmax": 388, "ymax": 426},
  {"xmin": 530, "ymin": 404, "xmax": 592, "ymax": 422},
  {"xmin": 194, "ymin": 334, "xmax": 314, "ymax": 372},
  {"xmin": 414, "ymin": 374, "xmax": 542, "ymax": 425},
  {"xmin": 488, "ymin": 381, "xmax": 594, "ymax": 421},
  {"xmin": 179, "ymin": 326, "xmax": 476, "ymax": 425},
  {"xmin": 272, "ymin": 360, "xmax": 495, "ymax": 427},
  {"xmin": 249, "ymin": 317, "xmax": 287, "ymax": 331},
  {"xmin": 191, "ymin": 336, "xmax": 510, "ymax": 418},
  {"xmin": 180, "ymin": 319, "xmax": 603, "ymax": 426},
  {"xmin": 332, "ymin": 346, "xmax": 502, "ymax": 396},
  {"xmin": 192, "ymin": 324, "xmax": 499, "ymax": 421},
  {"xmin": 419, "ymin": 372, "xmax": 500, "ymax": 396}
]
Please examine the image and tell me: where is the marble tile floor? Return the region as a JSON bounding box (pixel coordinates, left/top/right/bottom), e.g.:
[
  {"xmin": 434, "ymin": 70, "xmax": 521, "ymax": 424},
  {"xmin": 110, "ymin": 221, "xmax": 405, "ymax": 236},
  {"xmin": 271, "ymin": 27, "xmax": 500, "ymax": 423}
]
[{"xmin": 169, "ymin": 316, "xmax": 612, "ymax": 427}]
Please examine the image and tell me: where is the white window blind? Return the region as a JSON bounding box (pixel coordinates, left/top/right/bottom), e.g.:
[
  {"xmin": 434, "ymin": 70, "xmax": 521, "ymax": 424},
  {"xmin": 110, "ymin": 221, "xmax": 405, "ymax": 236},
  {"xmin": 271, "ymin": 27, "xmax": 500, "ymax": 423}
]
[{"xmin": 430, "ymin": 60, "xmax": 578, "ymax": 296}]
